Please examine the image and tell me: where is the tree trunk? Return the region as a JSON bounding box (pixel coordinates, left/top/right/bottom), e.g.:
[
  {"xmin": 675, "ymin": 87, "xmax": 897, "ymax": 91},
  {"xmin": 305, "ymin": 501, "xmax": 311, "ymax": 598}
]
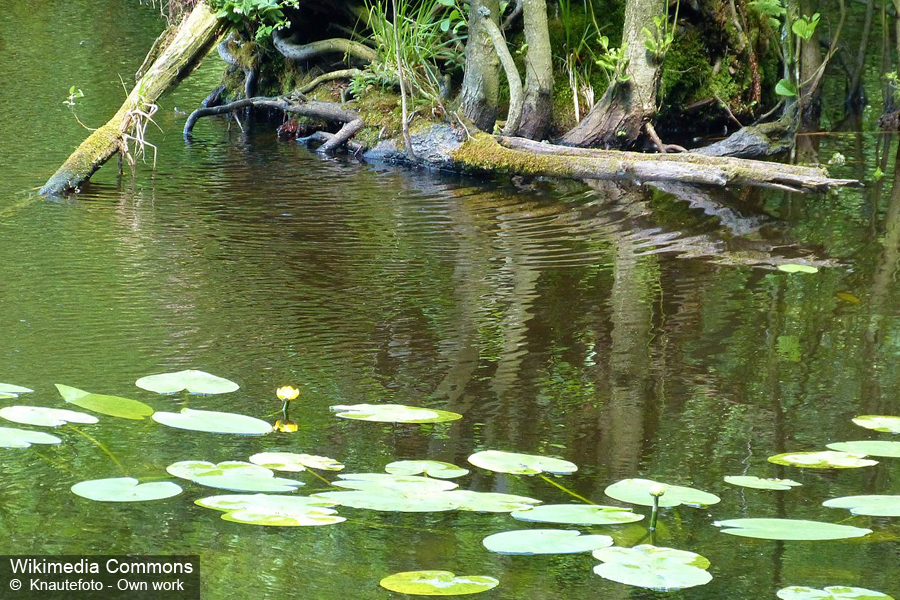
[
  {"xmin": 41, "ymin": 2, "xmax": 223, "ymax": 196},
  {"xmin": 460, "ymin": 0, "xmax": 501, "ymax": 131},
  {"xmin": 517, "ymin": 0, "xmax": 553, "ymax": 140},
  {"xmin": 558, "ymin": 0, "xmax": 664, "ymax": 148},
  {"xmin": 799, "ymin": 0, "xmax": 823, "ymax": 126}
]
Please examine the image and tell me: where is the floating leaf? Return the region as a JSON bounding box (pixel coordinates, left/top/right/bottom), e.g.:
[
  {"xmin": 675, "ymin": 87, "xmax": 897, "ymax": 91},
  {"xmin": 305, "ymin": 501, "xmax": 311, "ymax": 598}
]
[
  {"xmin": 836, "ymin": 292, "xmax": 861, "ymax": 304},
  {"xmin": 196, "ymin": 494, "xmax": 343, "ymax": 526},
  {"xmin": 604, "ymin": 478, "xmax": 720, "ymax": 508},
  {"xmin": 593, "ymin": 545, "xmax": 712, "ymax": 591},
  {"xmin": 724, "ymin": 476, "xmax": 802, "ymax": 490},
  {"xmin": 853, "ymin": 415, "xmax": 900, "ymax": 434},
  {"xmin": 778, "ymin": 263, "xmax": 818, "ymax": 274},
  {"xmin": 442, "ymin": 490, "xmax": 540, "ymax": 513},
  {"xmin": 0, "ymin": 393, "xmax": 15, "ymax": 399},
  {"xmin": 467, "ymin": 450, "xmax": 577, "ymax": 475},
  {"xmin": 511, "ymin": 504, "xmax": 644, "ymax": 525},
  {"xmin": 249, "ymin": 452, "xmax": 344, "ymax": 472},
  {"xmin": 333, "ymin": 473, "xmax": 458, "ymax": 493},
  {"xmin": 385, "ymin": 460, "xmax": 469, "ymax": 479},
  {"xmin": 768, "ymin": 450, "xmax": 877, "ymax": 469},
  {"xmin": 71, "ymin": 477, "xmax": 182, "ymax": 502},
  {"xmin": 330, "ymin": 403, "xmax": 462, "ymax": 423},
  {"xmin": 380, "ymin": 571, "xmax": 499, "ymax": 596},
  {"xmin": 167, "ymin": 460, "xmax": 302, "ymax": 493},
  {"xmin": 0, "ymin": 406, "xmax": 98, "ymax": 428},
  {"xmin": 167, "ymin": 460, "xmax": 273, "ymax": 480},
  {"xmin": 55, "ymin": 384, "xmax": 153, "ymax": 420},
  {"xmin": 777, "ymin": 585, "xmax": 895, "ymax": 600},
  {"xmin": 0, "ymin": 383, "xmax": 33, "ymax": 396},
  {"xmin": 827, "ymin": 441, "xmax": 900, "ymax": 458},
  {"xmin": 714, "ymin": 518, "xmax": 872, "ymax": 540},
  {"xmin": 312, "ymin": 489, "xmax": 459, "ymax": 512},
  {"xmin": 0, "ymin": 426, "xmax": 61, "ymax": 448},
  {"xmin": 484, "ymin": 529, "xmax": 613, "ymax": 555},
  {"xmin": 135, "ymin": 369, "xmax": 239, "ymax": 395},
  {"xmin": 823, "ymin": 495, "xmax": 900, "ymax": 517},
  {"xmin": 153, "ymin": 408, "xmax": 272, "ymax": 435}
]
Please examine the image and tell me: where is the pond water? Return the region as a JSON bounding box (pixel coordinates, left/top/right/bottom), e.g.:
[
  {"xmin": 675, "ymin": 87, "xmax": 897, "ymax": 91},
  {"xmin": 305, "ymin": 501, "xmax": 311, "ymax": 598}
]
[{"xmin": 2, "ymin": 2, "xmax": 899, "ymax": 599}]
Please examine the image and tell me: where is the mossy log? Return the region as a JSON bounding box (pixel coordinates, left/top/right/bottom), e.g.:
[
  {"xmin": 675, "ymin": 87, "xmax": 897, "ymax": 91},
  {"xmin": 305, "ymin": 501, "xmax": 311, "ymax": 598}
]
[
  {"xmin": 41, "ymin": 2, "xmax": 223, "ymax": 196},
  {"xmin": 449, "ymin": 134, "xmax": 859, "ymax": 192}
]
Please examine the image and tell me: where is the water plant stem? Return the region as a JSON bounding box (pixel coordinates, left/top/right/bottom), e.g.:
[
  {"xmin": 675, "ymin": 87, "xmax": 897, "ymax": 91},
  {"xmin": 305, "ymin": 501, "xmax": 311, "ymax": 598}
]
[
  {"xmin": 649, "ymin": 494, "xmax": 660, "ymax": 530},
  {"xmin": 538, "ymin": 474, "xmax": 595, "ymax": 504},
  {"xmin": 305, "ymin": 469, "xmax": 335, "ymax": 487},
  {"xmin": 67, "ymin": 425, "xmax": 125, "ymax": 472}
]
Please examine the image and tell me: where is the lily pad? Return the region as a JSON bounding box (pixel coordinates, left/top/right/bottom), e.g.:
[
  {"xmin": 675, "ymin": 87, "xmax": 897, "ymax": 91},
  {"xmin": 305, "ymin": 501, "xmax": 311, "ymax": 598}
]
[
  {"xmin": 823, "ymin": 495, "xmax": 900, "ymax": 517},
  {"xmin": 441, "ymin": 491, "xmax": 540, "ymax": 513},
  {"xmin": 152, "ymin": 408, "xmax": 272, "ymax": 435},
  {"xmin": 777, "ymin": 586, "xmax": 895, "ymax": 600},
  {"xmin": 0, "ymin": 393, "xmax": 15, "ymax": 399},
  {"xmin": 593, "ymin": 545, "xmax": 712, "ymax": 591},
  {"xmin": 768, "ymin": 451, "xmax": 878, "ymax": 469},
  {"xmin": 71, "ymin": 477, "xmax": 182, "ymax": 502},
  {"xmin": 0, "ymin": 406, "xmax": 98, "ymax": 428},
  {"xmin": 311, "ymin": 490, "xmax": 459, "ymax": 512},
  {"xmin": 827, "ymin": 441, "xmax": 900, "ymax": 458},
  {"xmin": 385, "ymin": 460, "xmax": 469, "ymax": 479},
  {"xmin": 0, "ymin": 383, "xmax": 33, "ymax": 396},
  {"xmin": 467, "ymin": 450, "xmax": 577, "ymax": 475},
  {"xmin": 167, "ymin": 460, "xmax": 302, "ymax": 493},
  {"xmin": 510, "ymin": 504, "xmax": 644, "ymax": 525},
  {"xmin": 135, "ymin": 369, "xmax": 239, "ymax": 395},
  {"xmin": 852, "ymin": 415, "xmax": 900, "ymax": 434},
  {"xmin": 484, "ymin": 529, "xmax": 613, "ymax": 555},
  {"xmin": 778, "ymin": 264, "xmax": 819, "ymax": 274},
  {"xmin": 724, "ymin": 476, "xmax": 802, "ymax": 490},
  {"xmin": 196, "ymin": 494, "xmax": 344, "ymax": 526},
  {"xmin": 604, "ymin": 478, "xmax": 720, "ymax": 508},
  {"xmin": 55, "ymin": 384, "xmax": 153, "ymax": 420},
  {"xmin": 333, "ymin": 473, "xmax": 458, "ymax": 493},
  {"xmin": 380, "ymin": 571, "xmax": 499, "ymax": 596},
  {"xmin": 714, "ymin": 518, "xmax": 872, "ymax": 540},
  {"xmin": 330, "ymin": 403, "xmax": 462, "ymax": 424},
  {"xmin": 249, "ymin": 452, "xmax": 345, "ymax": 472},
  {"xmin": 0, "ymin": 426, "xmax": 61, "ymax": 448}
]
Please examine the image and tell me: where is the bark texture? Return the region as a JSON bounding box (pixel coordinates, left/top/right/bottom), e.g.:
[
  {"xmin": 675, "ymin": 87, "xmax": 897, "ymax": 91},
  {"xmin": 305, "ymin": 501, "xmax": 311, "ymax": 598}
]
[
  {"xmin": 517, "ymin": 0, "xmax": 554, "ymax": 140},
  {"xmin": 41, "ymin": 2, "xmax": 223, "ymax": 195},
  {"xmin": 558, "ymin": 0, "xmax": 665, "ymax": 148},
  {"xmin": 460, "ymin": 0, "xmax": 501, "ymax": 131},
  {"xmin": 479, "ymin": 7, "xmax": 523, "ymax": 135}
]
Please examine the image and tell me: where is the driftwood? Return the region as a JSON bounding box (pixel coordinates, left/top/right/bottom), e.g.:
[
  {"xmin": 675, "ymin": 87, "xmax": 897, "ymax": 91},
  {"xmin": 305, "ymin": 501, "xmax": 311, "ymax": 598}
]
[
  {"xmin": 453, "ymin": 134, "xmax": 859, "ymax": 192},
  {"xmin": 183, "ymin": 96, "xmax": 363, "ymax": 156},
  {"xmin": 41, "ymin": 2, "xmax": 223, "ymax": 195},
  {"xmin": 693, "ymin": 110, "xmax": 797, "ymax": 158},
  {"xmin": 273, "ymin": 30, "xmax": 376, "ymax": 64}
]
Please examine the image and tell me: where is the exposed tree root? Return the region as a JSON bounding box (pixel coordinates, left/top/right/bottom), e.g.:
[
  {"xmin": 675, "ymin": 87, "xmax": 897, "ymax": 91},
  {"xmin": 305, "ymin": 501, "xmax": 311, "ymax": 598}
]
[
  {"xmin": 183, "ymin": 96, "xmax": 363, "ymax": 155},
  {"xmin": 217, "ymin": 34, "xmax": 258, "ymax": 98},
  {"xmin": 298, "ymin": 131, "xmax": 365, "ymax": 155},
  {"xmin": 273, "ymin": 30, "xmax": 377, "ymax": 64},
  {"xmin": 298, "ymin": 69, "xmax": 362, "ymax": 95}
]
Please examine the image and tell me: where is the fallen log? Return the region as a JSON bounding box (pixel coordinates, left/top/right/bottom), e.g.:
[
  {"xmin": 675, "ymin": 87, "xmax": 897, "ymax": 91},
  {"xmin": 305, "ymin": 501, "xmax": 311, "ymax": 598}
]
[
  {"xmin": 41, "ymin": 2, "xmax": 224, "ymax": 196},
  {"xmin": 491, "ymin": 135, "xmax": 858, "ymax": 192}
]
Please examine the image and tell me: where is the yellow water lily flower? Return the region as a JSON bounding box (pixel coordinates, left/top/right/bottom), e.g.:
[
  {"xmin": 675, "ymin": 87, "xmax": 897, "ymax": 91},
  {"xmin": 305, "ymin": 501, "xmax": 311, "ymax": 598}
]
[
  {"xmin": 648, "ymin": 483, "xmax": 668, "ymax": 497},
  {"xmin": 275, "ymin": 419, "xmax": 298, "ymax": 433},
  {"xmin": 276, "ymin": 386, "xmax": 300, "ymax": 402}
]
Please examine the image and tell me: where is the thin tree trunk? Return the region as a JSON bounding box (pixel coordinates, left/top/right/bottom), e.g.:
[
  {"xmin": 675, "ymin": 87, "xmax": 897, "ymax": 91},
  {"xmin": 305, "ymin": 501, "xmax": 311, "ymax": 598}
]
[
  {"xmin": 460, "ymin": 0, "xmax": 501, "ymax": 130},
  {"xmin": 799, "ymin": 0, "xmax": 823, "ymax": 126},
  {"xmin": 478, "ymin": 7, "xmax": 524, "ymax": 135},
  {"xmin": 558, "ymin": 0, "xmax": 665, "ymax": 148},
  {"xmin": 518, "ymin": 0, "xmax": 553, "ymax": 140},
  {"xmin": 41, "ymin": 2, "xmax": 223, "ymax": 195},
  {"xmin": 848, "ymin": 0, "xmax": 875, "ymax": 108}
]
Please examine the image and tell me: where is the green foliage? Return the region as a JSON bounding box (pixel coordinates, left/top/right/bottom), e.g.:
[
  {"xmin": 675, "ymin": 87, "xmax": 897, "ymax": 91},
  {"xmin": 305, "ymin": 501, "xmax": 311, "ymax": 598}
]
[
  {"xmin": 775, "ymin": 78, "xmax": 798, "ymax": 97},
  {"xmin": 210, "ymin": 0, "xmax": 298, "ymax": 41},
  {"xmin": 791, "ymin": 13, "xmax": 820, "ymax": 41},
  {"xmin": 355, "ymin": 0, "xmax": 465, "ymax": 105},
  {"xmin": 642, "ymin": 15, "xmax": 675, "ymax": 59},
  {"xmin": 63, "ymin": 85, "xmax": 84, "ymax": 107}
]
